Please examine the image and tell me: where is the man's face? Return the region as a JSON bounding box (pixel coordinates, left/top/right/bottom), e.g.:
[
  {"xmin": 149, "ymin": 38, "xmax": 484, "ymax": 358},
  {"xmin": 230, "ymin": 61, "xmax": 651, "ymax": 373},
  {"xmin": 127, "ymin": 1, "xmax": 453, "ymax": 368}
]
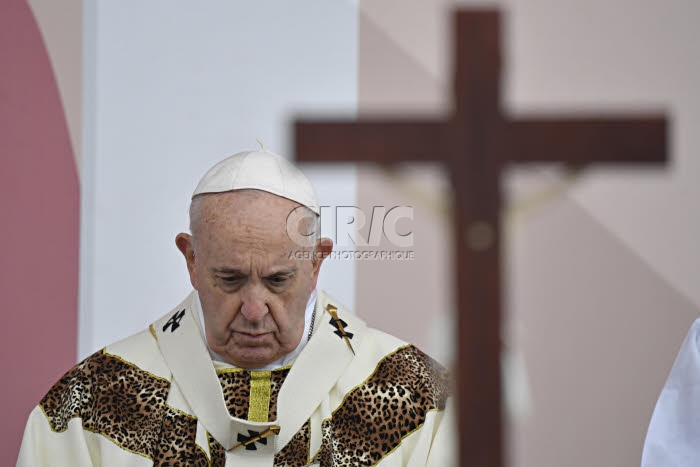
[{"xmin": 177, "ymin": 190, "xmax": 326, "ymax": 369}]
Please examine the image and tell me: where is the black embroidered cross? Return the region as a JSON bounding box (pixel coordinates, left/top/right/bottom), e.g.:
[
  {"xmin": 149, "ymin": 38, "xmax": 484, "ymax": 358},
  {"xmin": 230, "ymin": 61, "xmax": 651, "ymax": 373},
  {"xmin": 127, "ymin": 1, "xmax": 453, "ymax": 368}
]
[
  {"xmin": 232, "ymin": 426, "xmax": 280, "ymax": 451},
  {"xmin": 326, "ymin": 304, "xmax": 355, "ymax": 355},
  {"xmin": 162, "ymin": 309, "xmax": 185, "ymax": 333}
]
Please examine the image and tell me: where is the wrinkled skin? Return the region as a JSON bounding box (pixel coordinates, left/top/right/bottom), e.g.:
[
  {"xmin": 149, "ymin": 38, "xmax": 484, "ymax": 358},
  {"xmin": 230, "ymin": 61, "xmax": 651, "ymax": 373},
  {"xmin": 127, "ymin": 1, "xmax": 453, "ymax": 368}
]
[{"xmin": 176, "ymin": 190, "xmax": 332, "ymax": 369}]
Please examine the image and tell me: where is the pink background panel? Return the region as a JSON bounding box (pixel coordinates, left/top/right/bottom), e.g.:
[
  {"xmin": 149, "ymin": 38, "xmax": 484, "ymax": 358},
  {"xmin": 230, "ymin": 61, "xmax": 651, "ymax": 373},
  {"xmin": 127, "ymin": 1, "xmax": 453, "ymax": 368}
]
[{"xmin": 0, "ymin": 0, "xmax": 80, "ymax": 463}]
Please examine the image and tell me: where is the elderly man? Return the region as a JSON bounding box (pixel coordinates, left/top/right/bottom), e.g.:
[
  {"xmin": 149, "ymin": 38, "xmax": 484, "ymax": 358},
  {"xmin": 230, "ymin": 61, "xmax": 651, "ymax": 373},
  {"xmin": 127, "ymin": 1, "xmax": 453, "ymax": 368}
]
[{"xmin": 18, "ymin": 150, "xmax": 453, "ymax": 466}]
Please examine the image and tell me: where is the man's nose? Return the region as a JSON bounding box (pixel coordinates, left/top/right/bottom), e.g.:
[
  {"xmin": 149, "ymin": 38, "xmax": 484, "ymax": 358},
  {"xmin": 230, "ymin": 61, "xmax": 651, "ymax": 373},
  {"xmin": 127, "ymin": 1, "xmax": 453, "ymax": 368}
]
[{"xmin": 240, "ymin": 293, "xmax": 268, "ymax": 322}]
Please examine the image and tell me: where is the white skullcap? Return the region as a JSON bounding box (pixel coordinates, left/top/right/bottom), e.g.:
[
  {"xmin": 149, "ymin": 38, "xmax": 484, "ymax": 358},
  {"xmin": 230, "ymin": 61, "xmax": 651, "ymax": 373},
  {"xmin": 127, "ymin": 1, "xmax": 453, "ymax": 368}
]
[{"xmin": 192, "ymin": 149, "xmax": 320, "ymax": 215}]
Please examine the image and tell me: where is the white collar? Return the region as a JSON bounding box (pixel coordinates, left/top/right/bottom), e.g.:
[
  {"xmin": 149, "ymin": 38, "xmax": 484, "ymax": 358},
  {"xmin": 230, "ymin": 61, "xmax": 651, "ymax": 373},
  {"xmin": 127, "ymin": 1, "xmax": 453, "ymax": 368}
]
[{"xmin": 194, "ymin": 289, "xmax": 317, "ymax": 371}]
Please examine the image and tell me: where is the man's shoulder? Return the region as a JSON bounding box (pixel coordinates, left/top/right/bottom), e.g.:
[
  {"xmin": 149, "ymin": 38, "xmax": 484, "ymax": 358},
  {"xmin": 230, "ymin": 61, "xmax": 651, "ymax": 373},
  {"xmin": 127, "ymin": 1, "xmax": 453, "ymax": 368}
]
[
  {"xmin": 322, "ymin": 334, "xmax": 451, "ymax": 463},
  {"xmin": 366, "ymin": 336, "xmax": 450, "ymax": 400},
  {"xmin": 46, "ymin": 291, "xmax": 198, "ymax": 402},
  {"xmin": 315, "ymin": 289, "xmax": 450, "ymax": 403},
  {"xmin": 105, "ymin": 326, "xmax": 172, "ymax": 379},
  {"xmin": 97, "ymin": 292, "xmax": 196, "ymax": 380},
  {"xmin": 38, "ymin": 327, "xmax": 173, "ymax": 435},
  {"xmin": 53, "ymin": 325, "xmax": 168, "ymax": 386},
  {"xmin": 49, "ymin": 327, "xmax": 171, "ymax": 400}
]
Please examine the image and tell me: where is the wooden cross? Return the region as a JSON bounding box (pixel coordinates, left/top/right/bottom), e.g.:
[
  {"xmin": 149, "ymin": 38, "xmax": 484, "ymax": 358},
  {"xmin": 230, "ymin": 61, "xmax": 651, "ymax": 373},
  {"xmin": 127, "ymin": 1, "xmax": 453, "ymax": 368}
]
[{"xmin": 293, "ymin": 10, "xmax": 667, "ymax": 466}]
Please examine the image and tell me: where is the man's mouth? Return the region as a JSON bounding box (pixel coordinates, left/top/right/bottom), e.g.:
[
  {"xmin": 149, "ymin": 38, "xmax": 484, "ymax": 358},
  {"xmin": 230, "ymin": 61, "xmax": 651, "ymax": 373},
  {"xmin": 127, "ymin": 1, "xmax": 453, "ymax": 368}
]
[{"xmin": 235, "ymin": 331, "xmax": 270, "ymax": 341}]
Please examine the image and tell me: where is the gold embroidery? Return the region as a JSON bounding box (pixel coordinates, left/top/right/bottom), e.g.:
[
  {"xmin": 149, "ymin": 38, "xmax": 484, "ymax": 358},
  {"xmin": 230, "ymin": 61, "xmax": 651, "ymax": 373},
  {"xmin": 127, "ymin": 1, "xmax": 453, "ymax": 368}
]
[
  {"xmin": 308, "ymin": 345, "xmax": 413, "ymax": 464},
  {"xmin": 195, "ymin": 443, "xmax": 211, "ymax": 467},
  {"xmin": 207, "ymin": 431, "xmax": 214, "ymax": 465},
  {"xmin": 215, "ymin": 363, "xmax": 292, "ymax": 375},
  {"xmin": 326, "ymin": 304, "xmax": 356, "ymax": 354},
  {"xmin": 37, "ymin": 351, "xmax": 169, "ymax": 461},
  {"xmin": 309, "ymin": 345, "xmax": 449, "ymax": 465},
  {"xmin": 214, "ymin": 367, "xmax": 245, "ymax": 375},
  {"xmin": 331, "ymin": 344, "xmax": 411, "ymax": 415},
  {"xmin": 308, "ymin": 420, "xmax": 318, "ymax": 464},
  {"xmin": 165, "ymin": 403, "xmax": 196, "ymax": 420},
  {"xmin": 373, "ymin": 407, "xmax": 444, "ymax": 464},
  {"xmin": 230, "ymin": 425, "xmax": 280, "ymax": 451},
  {"xmin": 82, "ymin": 425, "xmax": 154, "ymax": 460},
  {"xmin": 101, "ymin": 348, "xmax": 169, "ymax": 383},
  {"xmin": 248, "ymin": 370, "xmax": 272, "ymax": 422},
  {"xmin": 274, "ymin": 420, "xmax": 311, "ymax": 465}
]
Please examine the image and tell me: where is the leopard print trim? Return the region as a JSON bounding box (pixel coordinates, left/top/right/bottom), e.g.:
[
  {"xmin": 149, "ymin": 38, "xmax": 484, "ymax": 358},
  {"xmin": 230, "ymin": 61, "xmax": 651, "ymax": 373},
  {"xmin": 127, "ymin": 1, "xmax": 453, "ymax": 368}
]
[
  {"xmin": 274, "ymin": 420, "xmax": 311, "ymax": 466},
  {"xmin": 39, "ymin": 344, "xmax": 444, "ymax": 465},
  {"xmin": 153, "ymin": 407, "xmax": 209, "ymax": 466},
  {"xmin": 269, "ymin": 367, "xmax": 291, "ymax": 421},
  {"xmin": 312, "ymin": 345, "xmax": 450, "ymax": 466},
  {"xmin": 39, "ymin": 349, "xmax": 171, "ymax": 460},
  {"xmin": 214, "ymin": 367, "xmax": 245, "ymax": 375},
  {"xmin": 218, "ymin": 366, "xmax": 292, "ymax": 422},
  {"xmin": 218, "ymin": 371, "xmax": 252, "ymax": 419},
  {"xmin": 208, "ymin": 433, "xmax": 226, "ymax": 466},
  {"xmin": 206, "ymin": 367, "xmax": 299, "ymax": 466},
  {"xmin": 39, "ymin": 349, "xmax": 212, "ymax": 464},
  {"xmin": 216, "ymin": 363, "xmax": 292, "ymax": 375}
]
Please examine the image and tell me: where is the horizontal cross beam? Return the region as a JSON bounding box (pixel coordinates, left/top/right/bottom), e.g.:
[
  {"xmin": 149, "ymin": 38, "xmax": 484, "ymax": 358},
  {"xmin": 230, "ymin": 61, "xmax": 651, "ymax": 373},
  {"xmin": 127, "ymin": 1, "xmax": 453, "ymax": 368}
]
[
  {"xmin": 295, "ymin": 117, "xmax": 667, "ymax": 166},
  {"xmin": 294, "ymin": 120, "xmax": 445, "ymax": 162},
  {"xmin": 506, "ymin": 117, "xmax": 667, "ymax": 164}
]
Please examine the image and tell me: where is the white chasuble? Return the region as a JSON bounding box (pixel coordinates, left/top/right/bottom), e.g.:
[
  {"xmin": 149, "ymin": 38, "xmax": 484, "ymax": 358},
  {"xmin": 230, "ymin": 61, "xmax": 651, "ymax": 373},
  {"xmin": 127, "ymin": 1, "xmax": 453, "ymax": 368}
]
[
  {"xmin": 18, "ymin": 290, "xmax": 454, "ymax": 466},
  {"xmin": 642, "ymin": 318, "xmax": 700, "ymax": 467}
]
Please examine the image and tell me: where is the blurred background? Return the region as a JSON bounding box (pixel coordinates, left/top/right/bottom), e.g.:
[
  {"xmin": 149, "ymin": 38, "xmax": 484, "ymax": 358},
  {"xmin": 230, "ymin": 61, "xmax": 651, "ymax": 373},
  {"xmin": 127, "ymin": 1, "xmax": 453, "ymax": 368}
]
[{"xmin": 2, "ymin": 1, "xmax": 699, "ymax": 466}]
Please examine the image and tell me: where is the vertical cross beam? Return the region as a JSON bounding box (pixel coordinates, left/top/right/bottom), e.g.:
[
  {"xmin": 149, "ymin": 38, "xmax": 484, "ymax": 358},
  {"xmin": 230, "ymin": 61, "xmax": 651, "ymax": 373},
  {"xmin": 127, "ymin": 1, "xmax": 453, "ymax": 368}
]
[{"xmin": 450, "ymin": 12, "xmax": 503, "ymax": 467}]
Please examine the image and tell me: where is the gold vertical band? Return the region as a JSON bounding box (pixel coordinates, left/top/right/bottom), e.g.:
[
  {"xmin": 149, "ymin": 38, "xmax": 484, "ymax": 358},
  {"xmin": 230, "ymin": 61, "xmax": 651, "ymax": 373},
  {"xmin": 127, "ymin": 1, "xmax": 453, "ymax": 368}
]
[{"xmin": 248, "ymin": 371, "xmax": 272, "ymax": 422}]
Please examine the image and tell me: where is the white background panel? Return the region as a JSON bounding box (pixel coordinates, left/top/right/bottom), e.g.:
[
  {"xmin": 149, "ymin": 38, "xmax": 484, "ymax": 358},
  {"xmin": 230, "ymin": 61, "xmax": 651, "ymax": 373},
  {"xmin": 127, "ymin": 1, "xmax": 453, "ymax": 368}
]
[{"xmin": 80, "ymin": 1, "xmax": 357, "ymax": 358}]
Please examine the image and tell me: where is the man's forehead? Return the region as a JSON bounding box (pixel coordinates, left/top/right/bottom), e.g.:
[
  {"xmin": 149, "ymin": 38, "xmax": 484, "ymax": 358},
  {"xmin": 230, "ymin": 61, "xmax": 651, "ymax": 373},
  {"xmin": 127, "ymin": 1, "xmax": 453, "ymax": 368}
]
[
  {"xmin": 205, "ymin": 239, "xmax": 308, "ymax": 272},
  {"xmin": 192, "ymin": 190, "xmax": 317, "ymax": 250},
  {"xmin": 199, "ymin": 189, "xmax": 302, "ymax": 215}
]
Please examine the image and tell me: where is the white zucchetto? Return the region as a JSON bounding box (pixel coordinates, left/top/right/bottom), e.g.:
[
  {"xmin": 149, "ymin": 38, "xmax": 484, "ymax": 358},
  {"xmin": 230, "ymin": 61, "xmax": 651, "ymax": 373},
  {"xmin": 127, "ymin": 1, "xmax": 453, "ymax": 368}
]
[{"xmin": 193, "ymin": 149, "xmax": 319, "ymax": 214}]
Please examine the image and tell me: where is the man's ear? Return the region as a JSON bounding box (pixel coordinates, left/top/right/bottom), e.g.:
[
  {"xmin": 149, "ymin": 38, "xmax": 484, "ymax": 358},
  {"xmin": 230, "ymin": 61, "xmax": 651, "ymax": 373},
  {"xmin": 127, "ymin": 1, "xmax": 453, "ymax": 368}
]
[
  {"xmin": 175, "ymin": 233, "xmax": 197, "ymax": 288},
  {"xmin": 310, "ymin": 237, "xmax": 333, "ymax": 290}
]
